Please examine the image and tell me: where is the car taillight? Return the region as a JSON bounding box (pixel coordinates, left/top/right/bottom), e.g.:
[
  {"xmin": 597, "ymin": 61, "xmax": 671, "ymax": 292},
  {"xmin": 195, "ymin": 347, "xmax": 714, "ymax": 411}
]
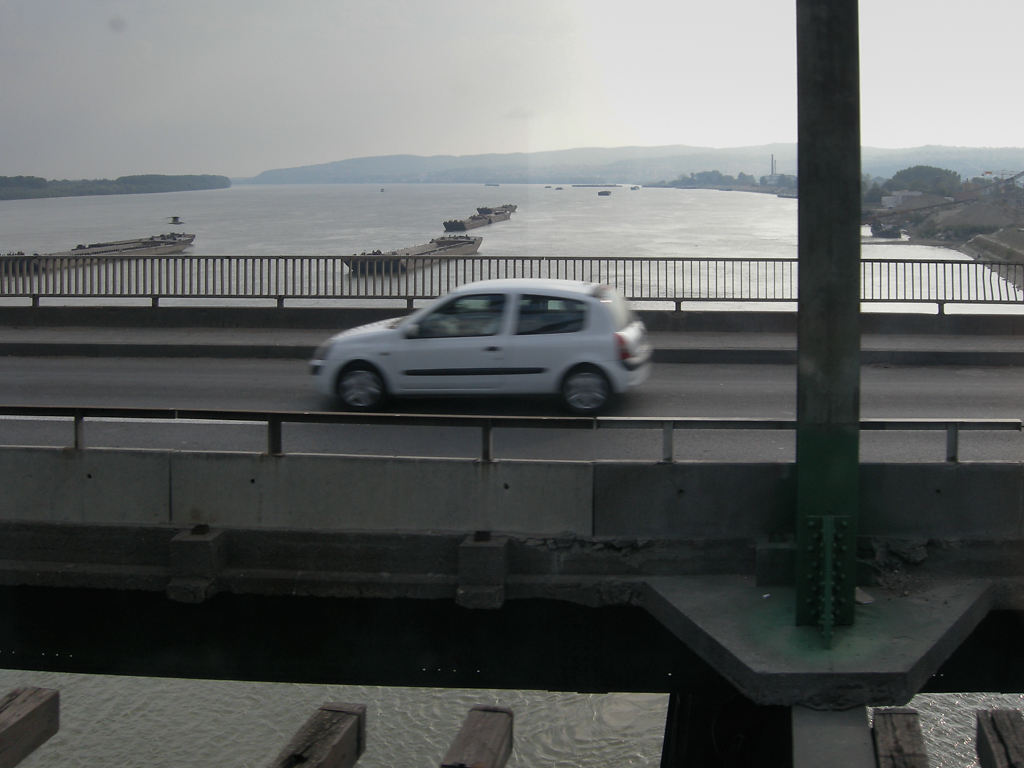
[{"xmin": 615, "ymin": 332, "xmax": 630, "ymax": 361}]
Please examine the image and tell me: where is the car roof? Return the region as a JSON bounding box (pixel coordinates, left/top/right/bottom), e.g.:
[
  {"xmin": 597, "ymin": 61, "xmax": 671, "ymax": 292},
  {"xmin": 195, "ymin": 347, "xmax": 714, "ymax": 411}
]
[{"xmin": 451, "ymin": 278, "xmax": 602, "ymax": 298}]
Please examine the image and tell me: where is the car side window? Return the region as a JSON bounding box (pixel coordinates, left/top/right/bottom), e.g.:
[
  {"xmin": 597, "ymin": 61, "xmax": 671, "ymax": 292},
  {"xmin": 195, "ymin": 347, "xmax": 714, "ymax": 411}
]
[
  {"xmin": 418, "ymin": 293, "xmax": 506, "ymax": 338},
  {"xmin": 515, "ymin": 294, "xmax": 586, "ymax": 335}
]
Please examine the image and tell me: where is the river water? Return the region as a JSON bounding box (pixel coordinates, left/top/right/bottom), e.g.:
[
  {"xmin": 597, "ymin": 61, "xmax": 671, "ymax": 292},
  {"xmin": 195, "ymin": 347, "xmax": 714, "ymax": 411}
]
[
  {"xmin": 5, "ymin": 182, "xmax": 1012, "ymax": 314},
  {"xmin": 0, "ymin": 184, "xmax": 1018, "ymax": 766},
  {"xmin": 0, "ymin": 182, "xmax": 970, "ymax": 295},
  {"xmin": 2, "ymin": 183, "xmax": 808, "ymax": 259}
]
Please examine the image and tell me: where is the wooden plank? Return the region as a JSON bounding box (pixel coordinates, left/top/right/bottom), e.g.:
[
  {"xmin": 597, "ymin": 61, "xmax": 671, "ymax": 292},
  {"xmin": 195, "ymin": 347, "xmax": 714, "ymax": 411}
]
[
  {"xmin": 977, "ymin": 709, "xmax": 1024, "ymax": 768},
  {"xmin": 872, "ymin": 707, "xmax": 929, "ymax": 768},
  {"xmin": 440, "ymin": 705, "xmax": 513, "ymax": 768},
  {"xmin": 268, "ymin": 702, "xmax": 365, "ymax": 768},
  {"xmin": 0, "ymin": 687, "xmax": 60, "ymax": 768}
]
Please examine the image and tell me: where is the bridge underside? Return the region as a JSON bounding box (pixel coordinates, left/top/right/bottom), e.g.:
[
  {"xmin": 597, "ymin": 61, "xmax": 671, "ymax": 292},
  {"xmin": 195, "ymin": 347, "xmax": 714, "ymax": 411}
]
[
  {"xmin": 1, "ymin": 515, "xmax": 1022, "ymax": 709},
  {"xmin": 3, "ymin": 443, "xmax": 1024, "ymax": 708}
]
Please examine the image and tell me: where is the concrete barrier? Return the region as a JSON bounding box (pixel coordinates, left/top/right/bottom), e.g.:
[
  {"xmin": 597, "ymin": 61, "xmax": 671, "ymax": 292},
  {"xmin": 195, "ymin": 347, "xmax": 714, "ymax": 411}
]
[
  {"xmin": 860, "ymin": 463, "xmax": 1024, "ymax": 539},
  {"xmin": 168, "ymin": 453, "xmax": 593, "ymax": 534},
  {"xmin": 594, "ymin": 463, "xmax": 795, "ymax": 537},
  {"xmin": 0, "ymin": 448, "xmax": 592, "ymax": 535},
  {"xmin": 2, "ymin": 447, "xmax": 1023, "ymax": 543},
  {"xmin": 0, "ymin": 448, "xmax": 170, "ymax": 525}
]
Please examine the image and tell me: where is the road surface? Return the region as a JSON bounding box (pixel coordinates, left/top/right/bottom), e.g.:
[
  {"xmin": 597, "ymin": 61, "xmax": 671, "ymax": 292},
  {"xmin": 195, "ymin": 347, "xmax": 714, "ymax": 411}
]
[{"xmin": 0, "ymin": 356, "xmax": 1021, "ymax": 462}]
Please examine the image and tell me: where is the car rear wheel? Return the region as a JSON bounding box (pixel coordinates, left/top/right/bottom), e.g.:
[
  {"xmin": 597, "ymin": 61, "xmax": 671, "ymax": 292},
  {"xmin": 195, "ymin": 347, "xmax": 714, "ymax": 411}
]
[
  {"xmin": 337, "ymin": 364, "xmax": 385, "ymax": 411},
  {"xmin": 560, "ymin": 366, "xmax": 611, "ymax": 414}
]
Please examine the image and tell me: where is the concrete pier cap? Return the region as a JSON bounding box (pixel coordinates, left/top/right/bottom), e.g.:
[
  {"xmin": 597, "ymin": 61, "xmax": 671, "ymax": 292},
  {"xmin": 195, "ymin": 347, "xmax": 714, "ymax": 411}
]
[{"xmin": 639, "ymin": 574, "xmax": 995, "ymax": 708}]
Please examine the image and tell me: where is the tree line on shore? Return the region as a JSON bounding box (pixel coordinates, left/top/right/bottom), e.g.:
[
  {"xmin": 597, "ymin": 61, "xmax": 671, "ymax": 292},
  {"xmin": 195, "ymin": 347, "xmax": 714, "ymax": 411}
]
[
  {"xmin": 652, "ymin": 164, "xmax": 1020, "ymax": 201},
  {"xmin": 652, "ymin": 164, "xmax": 1023, "ymax": 241},
  {"xmin": 862, "ymin": 165, "xmax": 1024, "ymax": 240},
  {"xmin": 860, "ymin": 165, "xmax": 1020, "ymax": 203},
  {"xmin": 648, "ymin": 169, "xmax": 797, "ymax": 192},
  {"xmin": 0, "ymin": 174, "xmax": 231, "ymax": 200}
]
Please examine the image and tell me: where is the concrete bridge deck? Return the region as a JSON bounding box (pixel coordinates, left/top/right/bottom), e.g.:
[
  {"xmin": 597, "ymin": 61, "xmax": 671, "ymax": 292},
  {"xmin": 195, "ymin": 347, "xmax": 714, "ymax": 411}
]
[{"xmin": 2, "ymin": 305, "xmax": 1024, "ymax": 765}]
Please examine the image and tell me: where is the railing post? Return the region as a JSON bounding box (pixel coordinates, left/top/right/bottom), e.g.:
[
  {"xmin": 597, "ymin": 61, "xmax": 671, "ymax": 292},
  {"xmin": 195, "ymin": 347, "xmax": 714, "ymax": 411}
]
[
  {"xmin": 481, "ymin": 420, "xmax": 494, "ymax": 463},
  {"xmin": 946, "ymin": 423, "xmax": 959, "ymax": 463},
  {"xmin": 73, "ymin": 412, "xmax": 84, "ymax": 450},
  {"xmin": 268, "ymin": 417, "xmax": 283, "ymax": 456},
  {"xmin": 662, "ymin": 421, "xmax": 675, "ymax": 463}
]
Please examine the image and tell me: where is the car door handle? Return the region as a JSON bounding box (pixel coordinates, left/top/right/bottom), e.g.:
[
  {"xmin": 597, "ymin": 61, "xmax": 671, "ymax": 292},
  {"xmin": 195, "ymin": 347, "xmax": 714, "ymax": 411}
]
[{"xmin": 484, "ymin": 346, "xmax": 502, "ymax": 352}]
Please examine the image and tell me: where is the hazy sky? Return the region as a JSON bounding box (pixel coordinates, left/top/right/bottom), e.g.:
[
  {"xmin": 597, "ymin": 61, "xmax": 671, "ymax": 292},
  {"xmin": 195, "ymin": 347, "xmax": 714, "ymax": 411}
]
[{"xmin": 2, "ymin": 0, "xmax": 1021, "ymax": 179}]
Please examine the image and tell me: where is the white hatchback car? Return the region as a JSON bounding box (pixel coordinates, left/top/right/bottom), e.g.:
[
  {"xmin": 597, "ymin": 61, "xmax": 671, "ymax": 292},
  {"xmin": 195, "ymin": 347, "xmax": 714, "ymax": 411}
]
[{"xmin": 310, "ymin": 278, "xmax": 651, "ymax": 414}]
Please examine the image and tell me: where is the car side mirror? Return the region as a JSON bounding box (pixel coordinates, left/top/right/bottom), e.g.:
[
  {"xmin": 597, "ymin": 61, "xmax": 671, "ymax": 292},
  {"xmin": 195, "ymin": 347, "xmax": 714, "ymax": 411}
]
[{"xmin": 404, "ymin": 322, "xmax": 420, "ymax": 339}]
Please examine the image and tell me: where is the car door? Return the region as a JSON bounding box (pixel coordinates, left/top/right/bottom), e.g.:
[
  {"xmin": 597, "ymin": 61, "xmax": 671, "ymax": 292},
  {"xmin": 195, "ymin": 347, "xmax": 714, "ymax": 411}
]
[
  {"xmin": 390, "ymin": 292, "xmax": 509, "ymax": 393},
  {"xmin": 502, "ymin": 293, "xmax": 590, "ymax": 394}
]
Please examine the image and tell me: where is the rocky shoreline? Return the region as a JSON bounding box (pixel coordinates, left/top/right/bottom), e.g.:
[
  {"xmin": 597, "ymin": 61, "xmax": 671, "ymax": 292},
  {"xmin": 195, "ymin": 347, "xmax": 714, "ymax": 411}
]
[
  {"xmin": 865, "ymin": 194, "xmax": 1024, "ymax": 263},
  {"xmin": 957, "ymin": 226, "xmax": 1024, "ymax": 263}
]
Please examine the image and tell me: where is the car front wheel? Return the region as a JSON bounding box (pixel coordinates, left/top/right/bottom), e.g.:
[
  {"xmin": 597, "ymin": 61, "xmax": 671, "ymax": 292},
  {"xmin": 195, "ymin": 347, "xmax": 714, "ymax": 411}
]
[
  {"xmin": 337, "ymin": 365, "xmax": 385, "ymax": 411},
  {"xmin": 560, "ymin": 366, "xmax": 611, "ymax": 414}
]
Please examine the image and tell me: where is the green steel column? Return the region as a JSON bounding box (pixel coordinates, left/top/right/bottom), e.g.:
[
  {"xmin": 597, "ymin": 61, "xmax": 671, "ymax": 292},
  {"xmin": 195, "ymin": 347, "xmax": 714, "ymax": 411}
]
[{"xmin": 794, "ymin": 0, "xmax": 861, "ymax": 636}]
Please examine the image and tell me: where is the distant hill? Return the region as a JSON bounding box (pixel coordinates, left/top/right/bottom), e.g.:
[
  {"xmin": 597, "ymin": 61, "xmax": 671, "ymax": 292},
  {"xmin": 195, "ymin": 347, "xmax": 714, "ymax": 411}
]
[
  {"xmin": 0, "ymin": 174, "xmax": 231, "ymax": 201},
  {"xmin": 861, "ymin": 146, "xmax": 1024, "ymax": 180},
  {"xmin": 238, "ymin": 145, "xmax": 1024, "ymax": 186}
]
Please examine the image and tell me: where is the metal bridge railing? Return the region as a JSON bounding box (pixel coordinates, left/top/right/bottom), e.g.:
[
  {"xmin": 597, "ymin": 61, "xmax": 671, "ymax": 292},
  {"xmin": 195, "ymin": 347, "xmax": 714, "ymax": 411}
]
[
  {"xmin": 2, "ymin": 254, "xmax": 1022, "ymax": 310},
  {"xmin": 0, "ymin": 406, "xmax": 1018, "ymax": 464}
]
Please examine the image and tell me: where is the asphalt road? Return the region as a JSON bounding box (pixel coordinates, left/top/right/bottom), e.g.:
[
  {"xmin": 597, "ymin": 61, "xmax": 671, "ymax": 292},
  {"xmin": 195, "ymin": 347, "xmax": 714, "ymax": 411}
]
[{"xmin": 0, "ymin": 356, "xmax": 1022, "ymax": 462}]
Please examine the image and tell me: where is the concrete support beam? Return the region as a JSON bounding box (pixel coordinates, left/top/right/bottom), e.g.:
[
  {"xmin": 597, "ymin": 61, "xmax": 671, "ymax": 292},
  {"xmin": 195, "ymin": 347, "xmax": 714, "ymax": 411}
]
[
  {"xmin": 640, "ymin": 575, "xmax": 993, "ymax": 708},
  {"xmin": 268, "ymin": 703, "xmax": 366, "ymax": 768},
  {"xmin": 0, "ymin": 687, "xmax": 60, "ymax": 768},
  {"xmin": 166, "ymin": 526, "xmax": 226, "ymax": 603},
  {"xmin": 794, "ymin": 0, "xmax": 862, "ymax": 632},
  {"xmin": 440, "ymin": 705, "xmax": 513, "ymax": 768},
  {"xmin": 456, "ymin": 532, "xmax": 508, "ymax": 609},
  {"xmin": 792, "ymin": 706, "xmax": 874, "ymax": 768}
]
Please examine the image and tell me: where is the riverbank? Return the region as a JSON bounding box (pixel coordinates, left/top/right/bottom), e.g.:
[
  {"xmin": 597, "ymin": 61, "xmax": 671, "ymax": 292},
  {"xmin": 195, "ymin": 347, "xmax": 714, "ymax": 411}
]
[
  {"xmin": 868, "ymin": 193, "xmax": 1024, "ymax": 263},
  {"xmin": 0, "ymin": 174, "xmax": 230, "ymax": 201},
  {"xmin": 959, "ymin": 226, "xmax": 1024, "ymax": 263}
]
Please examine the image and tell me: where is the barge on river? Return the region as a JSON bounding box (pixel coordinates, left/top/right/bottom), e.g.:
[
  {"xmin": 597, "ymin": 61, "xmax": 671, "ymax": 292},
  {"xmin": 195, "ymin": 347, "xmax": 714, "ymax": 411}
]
[
  {"xmin": 50, "ymin": 232, "xmax": 196, "ymax": 257},
  {"xmin": 2, "ymin": 232, "xmax": 196, "ymax": 273},
  {"xmin": 443, "ymin": 204, "xmax": 517, "ymax": 232},
  {"xmin": 343, "ymin": 235, "xmax": 482, "ymax": 275}
]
